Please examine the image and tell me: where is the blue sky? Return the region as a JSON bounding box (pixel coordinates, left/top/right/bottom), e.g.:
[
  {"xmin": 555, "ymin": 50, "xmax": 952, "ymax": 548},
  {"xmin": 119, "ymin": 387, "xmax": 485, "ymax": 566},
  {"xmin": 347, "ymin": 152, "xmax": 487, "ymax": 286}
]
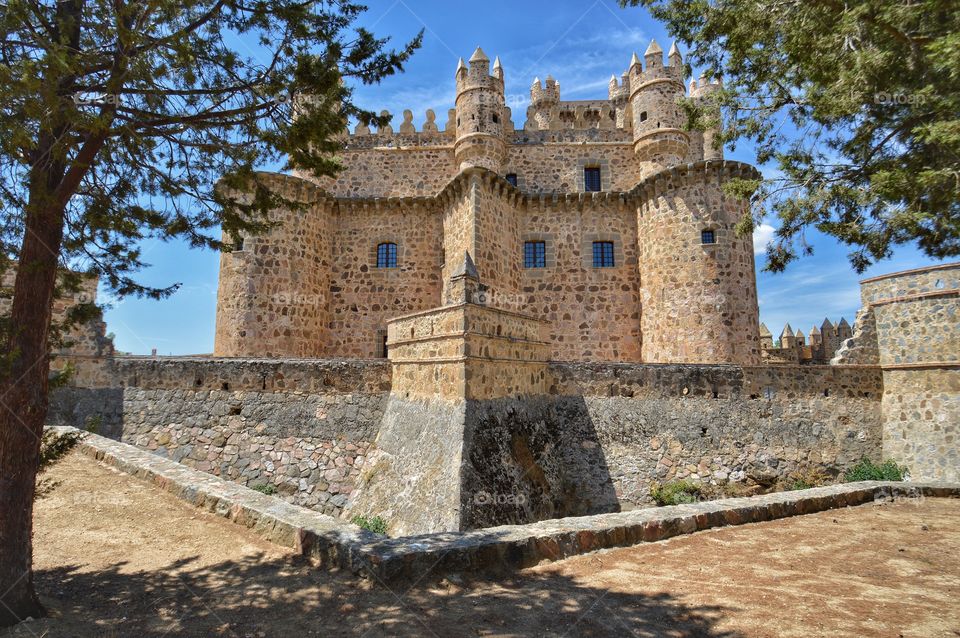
[{"xmin": 102, "ymin": 0, "xmax": 949, "ymax": 354}]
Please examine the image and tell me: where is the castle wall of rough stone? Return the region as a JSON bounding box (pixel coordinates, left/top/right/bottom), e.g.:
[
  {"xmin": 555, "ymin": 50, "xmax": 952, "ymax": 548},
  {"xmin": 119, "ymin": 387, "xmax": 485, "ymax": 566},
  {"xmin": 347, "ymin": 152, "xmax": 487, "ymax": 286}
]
[
  {"xmin": 49, "ymin": 355, "xmax": 885, "ymax": 534},
  {"xmin": 48, "ymin": 357, "xmax": 391, "ymax": 517},
  {"xmin": 214, "ymin": 174, "xmax": 333, "ymax": 358},
  {"xmin": 848, "ymin": 263, "xmax": 959, "ymax": 481},
  {"xmin": 329, "ymin": 199, "xmax": 443, "ymax": 357},
  {"xmin": 520, "ymin": 192, "xmax": 642, "ymax": 361}
]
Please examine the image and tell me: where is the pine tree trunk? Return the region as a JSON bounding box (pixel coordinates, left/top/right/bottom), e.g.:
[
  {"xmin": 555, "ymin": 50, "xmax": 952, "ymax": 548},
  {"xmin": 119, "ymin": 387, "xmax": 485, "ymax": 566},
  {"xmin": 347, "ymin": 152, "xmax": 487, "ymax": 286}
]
[{"xmin": 0, "ymin": 179, "xmax": 65, "ymax": 625}]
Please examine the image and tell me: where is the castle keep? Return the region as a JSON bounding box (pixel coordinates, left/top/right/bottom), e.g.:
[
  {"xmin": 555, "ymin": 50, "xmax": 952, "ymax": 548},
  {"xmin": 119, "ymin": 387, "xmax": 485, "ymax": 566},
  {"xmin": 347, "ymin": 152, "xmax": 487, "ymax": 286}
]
[{"xmin": 213, "ymin": 43, "xmax": 761, "ymax": 366}]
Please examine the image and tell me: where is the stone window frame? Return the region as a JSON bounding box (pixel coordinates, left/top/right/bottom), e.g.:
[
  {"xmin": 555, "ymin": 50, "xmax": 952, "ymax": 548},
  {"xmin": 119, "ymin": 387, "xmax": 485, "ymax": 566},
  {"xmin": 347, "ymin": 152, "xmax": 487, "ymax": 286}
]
[
  {"xmin": 503, "ymin": 170, "xmax": 525, "ymax": 190},
  {"xmin": 521, "ymin": 232, "xmax": 557, "ymax": 277},
  {"xmin": 369, "ymin": 237, "xmax": 404, "ymax": 274},
  {"xmin": 582, "ymin": 232, "xmax": 623, "ymax": 270},
  {"xmin": 575, "ymin": 158, "xmax": 612, "ymax": 192},
  {"xmin": 376, "ymin": 328, "xmax": 389, "ymax": 358},
  {"xmin": 699, "ymin": 224, "xmax": 723, "ymax": 250}
]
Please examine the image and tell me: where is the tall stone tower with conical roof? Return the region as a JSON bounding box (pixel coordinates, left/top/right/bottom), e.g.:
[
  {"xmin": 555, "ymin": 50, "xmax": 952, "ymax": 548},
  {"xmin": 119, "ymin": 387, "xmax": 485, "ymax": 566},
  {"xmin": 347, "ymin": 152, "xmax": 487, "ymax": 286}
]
[
  {"xmin": 628, "ymin": 39, "xmax": 689, "ymax": 175},
  {"xmin": 454, "ymin": 47, "xmax": 509, "ymax": 172}
]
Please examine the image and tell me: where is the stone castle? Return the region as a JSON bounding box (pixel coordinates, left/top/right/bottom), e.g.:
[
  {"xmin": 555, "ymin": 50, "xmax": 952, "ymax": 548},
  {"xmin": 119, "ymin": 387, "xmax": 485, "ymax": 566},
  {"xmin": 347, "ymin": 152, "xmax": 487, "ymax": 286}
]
[
  {"xmin": 39, "ymin": 42, "xmax": 958, "ymax": 537},
  {"xmin": 760, "ymin": 318, "xmax": 853, "ymax": 365},
  {"xmin": 213, "ymin": 42, "xmax": 761, "ymax": 366}
]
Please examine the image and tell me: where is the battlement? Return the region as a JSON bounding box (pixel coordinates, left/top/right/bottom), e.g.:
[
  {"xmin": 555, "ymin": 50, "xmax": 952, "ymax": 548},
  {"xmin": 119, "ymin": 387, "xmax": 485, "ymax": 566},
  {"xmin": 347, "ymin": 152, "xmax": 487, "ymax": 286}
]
[
  {"xmin": 689, "ymin": 75, "xmax": 723, "ymax": 99},
  {"xmin": 455, "ymin": 47, "xmax": 504, "ymax": 93},
  {"xmin": 350, "ymin": 108, "xmax": 455, "ymax": 139},
  {"xmin": 608, "ymin": 75, "xmax": 630, "ymax": 102},
  {"xmin": 530, "ymin": 75, "xmax": 561, "ymax": 107},
  {"xmin": 626, "ymin": 39, "xmax": 685, "ymax": 89}
]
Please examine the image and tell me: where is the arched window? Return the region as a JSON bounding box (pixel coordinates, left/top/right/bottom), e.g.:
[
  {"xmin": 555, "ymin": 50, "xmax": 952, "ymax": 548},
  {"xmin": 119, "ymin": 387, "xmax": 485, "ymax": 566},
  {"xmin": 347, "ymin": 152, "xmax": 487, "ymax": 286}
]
[
  {"xmin": 376, "ymin": 242, "xmax": 398, "ymax": 268},
  {"xmin": 505, "ymin": 173, "xmax": 518, "ymax": 187}
]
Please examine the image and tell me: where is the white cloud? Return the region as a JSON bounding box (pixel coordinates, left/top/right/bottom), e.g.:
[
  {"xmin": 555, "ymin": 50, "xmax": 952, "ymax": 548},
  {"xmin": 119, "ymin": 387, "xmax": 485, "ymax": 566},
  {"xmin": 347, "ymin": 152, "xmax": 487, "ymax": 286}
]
[{"xmin": 753, "ymin": 223, "xmax": 775, "ymax": 255}]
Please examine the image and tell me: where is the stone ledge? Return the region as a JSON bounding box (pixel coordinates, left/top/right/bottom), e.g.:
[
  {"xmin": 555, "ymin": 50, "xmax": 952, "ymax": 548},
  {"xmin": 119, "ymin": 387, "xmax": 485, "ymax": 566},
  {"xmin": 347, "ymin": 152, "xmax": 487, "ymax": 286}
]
[{"xmin": 56, "ymin": 427, "xmax": 960, "ymax": 584}]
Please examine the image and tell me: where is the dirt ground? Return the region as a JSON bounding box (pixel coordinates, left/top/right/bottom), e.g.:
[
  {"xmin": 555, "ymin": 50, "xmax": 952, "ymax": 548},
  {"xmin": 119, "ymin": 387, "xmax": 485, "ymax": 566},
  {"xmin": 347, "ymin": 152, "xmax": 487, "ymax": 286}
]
[{"xmin": 4, "ymin": 451, "xmax": 959, "ymax": 638}]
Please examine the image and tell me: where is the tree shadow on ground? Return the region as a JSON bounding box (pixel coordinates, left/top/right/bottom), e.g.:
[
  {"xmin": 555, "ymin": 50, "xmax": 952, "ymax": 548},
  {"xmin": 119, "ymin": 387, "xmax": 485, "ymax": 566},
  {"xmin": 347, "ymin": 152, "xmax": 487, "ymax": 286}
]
[{"xmin": 5, "ymin": 554, "xmax": 743, "ymax": 638}]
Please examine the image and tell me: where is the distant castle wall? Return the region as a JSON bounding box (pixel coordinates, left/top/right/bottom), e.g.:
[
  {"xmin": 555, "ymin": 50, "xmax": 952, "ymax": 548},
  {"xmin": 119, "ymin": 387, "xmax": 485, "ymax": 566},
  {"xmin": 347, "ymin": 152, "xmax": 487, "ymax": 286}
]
[{"xmin": 0, "ymin": 266, "xmax": 114, "ymax": 359}]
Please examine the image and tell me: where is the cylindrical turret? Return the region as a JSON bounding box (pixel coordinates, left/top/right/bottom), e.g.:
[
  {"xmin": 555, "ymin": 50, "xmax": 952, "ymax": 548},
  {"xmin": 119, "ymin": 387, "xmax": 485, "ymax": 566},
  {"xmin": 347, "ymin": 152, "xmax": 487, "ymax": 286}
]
[
  {"xmin": 628, "ymin": 40, "xmax": 689, "ymax": 174},
  {"xmin": 214, "ymin": 174, "xmax": 332, "ymax": 358},
  {"xmin": 690, "ymin": 74, "xmax": 724, "ymax": 161},
  {"xmin": 527, "ymin": 75, "xmax": 560, "ymax": 131},
  {"xmin": 607, "ymin": 73, "xmax": 632, "ymax": 129},
  {"xmin": 454, "ymin": 47, "xmax": 509, "ymax": 172},
  {"xmin": 636, "ymin": 161, "xmax": 761, "ymax": 365}
]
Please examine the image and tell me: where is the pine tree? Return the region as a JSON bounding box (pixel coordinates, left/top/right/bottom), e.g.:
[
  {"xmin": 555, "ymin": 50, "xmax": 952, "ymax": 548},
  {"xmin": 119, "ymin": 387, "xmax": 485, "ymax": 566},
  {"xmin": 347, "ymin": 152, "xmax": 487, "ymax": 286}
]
[
  {"xmin": 622, "ymin": 0, "xmax": 960, "ymax": 272},
  {"xmin": 0, "ymin": 0, "xmax": 420, "ymax": 624}
]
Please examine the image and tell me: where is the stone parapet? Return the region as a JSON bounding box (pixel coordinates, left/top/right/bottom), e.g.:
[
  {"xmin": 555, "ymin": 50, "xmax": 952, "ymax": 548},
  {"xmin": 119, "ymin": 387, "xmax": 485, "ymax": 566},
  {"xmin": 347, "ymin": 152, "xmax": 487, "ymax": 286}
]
[{"xmin": 387, "ymin": 302, "xmax": 550, "ymax": 401}]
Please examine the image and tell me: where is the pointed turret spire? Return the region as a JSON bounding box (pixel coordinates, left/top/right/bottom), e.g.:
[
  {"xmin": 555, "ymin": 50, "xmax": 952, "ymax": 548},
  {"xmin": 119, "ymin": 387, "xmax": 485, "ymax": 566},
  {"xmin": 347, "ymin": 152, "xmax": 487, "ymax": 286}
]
[
  {"xmin": 629, "ymin": 51, "xmax": 641, "ymax": 70},
  {"xmin": 759, "ymin": 322, "xmax": 771, "ymax": 337},
  {"xmin": 492, "ymin": 55, "xmax": 503, "ymax": 80},
  {"xmin": 456, "ymin": 58, "xmax": 467, "ymax": 75},
  {"xmin": 645, "ymin": 39, "xmax": 663, "ymax": 56},
  {"xmin": 532, "ymin": 76, "xmax": 541, "ymax": 88},
  {"xmin": 838, "ymin": 317, "xmax": 850, "ymax": 328},
  {"xmin": 781, "ymin": 323, "xmax": 794, "ymax": 338},
  {"xmin": 469, "ymin": 46, "xmax": 488, "ymax": 63},
  {"xmin": 493, "ymin": 55, "xmax": 502, "ymax": 69},
  {"xmin": 810, "ymin": 325, "xmax": 820, "ymax": 335},
  {"xmin": 668, "ymin": 40, "xmax": 682, "ymax": 63}
]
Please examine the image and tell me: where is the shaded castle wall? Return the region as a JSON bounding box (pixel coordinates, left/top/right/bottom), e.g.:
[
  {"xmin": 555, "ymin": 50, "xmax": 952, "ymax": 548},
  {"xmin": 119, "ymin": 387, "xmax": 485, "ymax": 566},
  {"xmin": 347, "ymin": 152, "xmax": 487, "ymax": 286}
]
[
  {"xmin": 858, "ymin": 263, "xmax": 959, "ymax": 481},
  {"xmin": 48, "ymin": 357, "xmax": 392, "ymax": 517},
  {"xmin": 637, "ymin": 161, "xmax": 761, "ymax": 364}
]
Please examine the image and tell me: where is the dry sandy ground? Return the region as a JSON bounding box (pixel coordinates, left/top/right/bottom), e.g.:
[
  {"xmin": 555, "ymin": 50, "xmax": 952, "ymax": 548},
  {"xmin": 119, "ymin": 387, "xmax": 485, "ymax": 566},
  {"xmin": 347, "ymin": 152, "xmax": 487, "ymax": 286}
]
[{"xmin": 3, "ymin": 451, "xmax": 960, "ymax": 637}]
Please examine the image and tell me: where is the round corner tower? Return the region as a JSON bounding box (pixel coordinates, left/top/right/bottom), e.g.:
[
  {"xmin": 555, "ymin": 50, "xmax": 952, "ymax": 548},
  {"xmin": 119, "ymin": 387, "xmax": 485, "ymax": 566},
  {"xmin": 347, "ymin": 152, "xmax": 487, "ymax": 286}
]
[
  {"xmin": 629, "ymin": 40, "xmax": 689, "ymax": 175},
  {"xmin": 528, "ymin": 75, "xmax": 560, "ymax": 131},
  {"xmin": 213, "ymin": 174, "xmax": 332, "ymax": 358},
  {"xmin": 454, "ymin": 47, "xmax": 509, "ymax": 173},
  {"xmin": 636, "ymin": 161, "xmax": 761, "ymax": 365}
]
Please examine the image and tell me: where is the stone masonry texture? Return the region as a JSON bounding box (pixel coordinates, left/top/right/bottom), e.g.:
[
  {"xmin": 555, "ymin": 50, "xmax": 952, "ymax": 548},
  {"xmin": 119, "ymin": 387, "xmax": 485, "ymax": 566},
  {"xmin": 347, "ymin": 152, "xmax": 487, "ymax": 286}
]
[{"xmin": 849, "ymin": 263, "xmax": 960, "ymax": 481}]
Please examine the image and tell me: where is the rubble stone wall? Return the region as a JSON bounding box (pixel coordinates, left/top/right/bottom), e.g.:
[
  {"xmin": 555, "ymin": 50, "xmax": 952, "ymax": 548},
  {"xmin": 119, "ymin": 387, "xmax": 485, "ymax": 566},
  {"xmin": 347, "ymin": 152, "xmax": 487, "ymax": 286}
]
[
  {"xmin": 48, "ymin": 357, "xmax": 391, "ymax": 517},
  {"xmin": 48, "ymin": 355, "xmax": 887, "ymax": 528},
  {"xmin": 860, "ymin": 262, "xmax": 960, "ymax": 481}
]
